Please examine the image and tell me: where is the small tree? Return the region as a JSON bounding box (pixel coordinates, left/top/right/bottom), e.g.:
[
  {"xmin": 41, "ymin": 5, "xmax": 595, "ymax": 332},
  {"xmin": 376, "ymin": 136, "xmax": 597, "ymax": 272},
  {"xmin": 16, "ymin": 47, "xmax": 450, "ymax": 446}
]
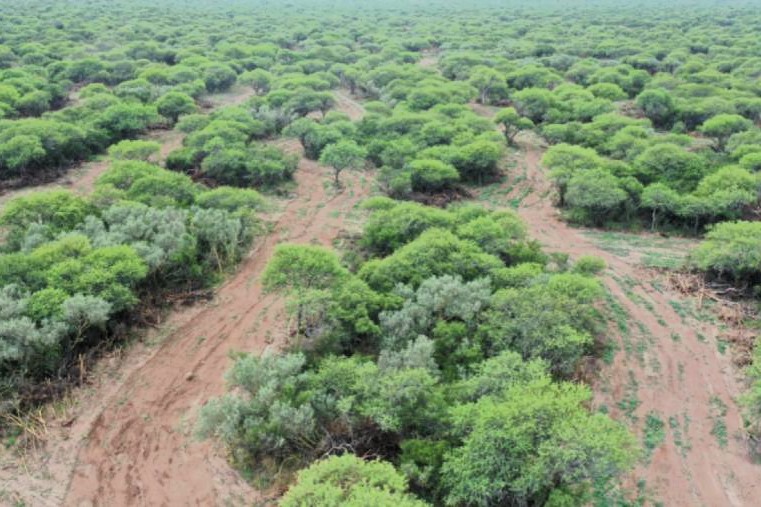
[
  {"xmin": 155, "ymin": 91, "xmax": 196, "ymax": 123},
  {"xmin": 319, "ymin": 140, "xmax": 367, "ymax": 187},
  {"xmin": 108, "ymin": 139, "xmax": 161, "ymax": 161},
  {"xmin": 641, "ymin": 183, "xmax": 680, "ymax": 231},
  {"xmin": 468, "ymin": 65, "xmax": 506, "ymax": 104},
  {"xmin": 691, "ymin": 221, "xmax": 761, "ymax": 282},
  {"xmin": 512, "ymin": 87, "xmax": 554, "ymax": 123},
  {"xmin": 281, "ymin": 454, "xmax": 429, "ymax": 507},
  {"xmin": 494, "ymin": 107, "xmax": 534, "ymax": 146},
  {"xmin": 202, "ymin": 64, "xmax": 237, "ymax": 93},
  {"xmin": 565, "ymin": 169, "xmax": 628, "ymax": 225},
  {"xmin": 238, "ymin": 68, "xmax": 273, "ymax": 94},
  {"xmin": 441, "ymin": 380, "xmax": 636, "ymax": 506},
  {"xmin": 409, "ymin": 159, "xmax": 459, "ymax": 192},
  {"xmin": 700, "ymin": 114, "xmax": 753, "ymax": 152},
  {"xmin": 262, "ymin": 244, "xmax": 348, "ymax": 334},
  {"xmin": 635, "ymin": 89, "xmax": 676, "ymax": 128}
]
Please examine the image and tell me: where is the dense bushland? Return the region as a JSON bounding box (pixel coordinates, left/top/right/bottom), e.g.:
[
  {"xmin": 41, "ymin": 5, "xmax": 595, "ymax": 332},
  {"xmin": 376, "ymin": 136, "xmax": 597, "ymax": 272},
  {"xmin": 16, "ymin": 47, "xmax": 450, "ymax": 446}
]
[
  {"xmin": 0, "ymin": 164, "xmax": 263, "ymax": 412},
  {"xmin": 199, "ymin": 201, "xmax": 636, "ymax": 505}
]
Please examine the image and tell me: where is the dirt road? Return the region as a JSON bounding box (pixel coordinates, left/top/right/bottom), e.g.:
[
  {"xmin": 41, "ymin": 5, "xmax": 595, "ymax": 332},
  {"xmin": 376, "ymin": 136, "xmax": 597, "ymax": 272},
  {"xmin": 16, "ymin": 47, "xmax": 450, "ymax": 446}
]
[
  {"xmin": 62, "ymin": 151, "xmax": 371, "ymax": 507},
  {"xmin": 480, "ymin": 126, "xmax": 759, "ymax": 506},
  {"xmin": 0, "ymin": 89, "xmax": 367, "ymax": 507}
]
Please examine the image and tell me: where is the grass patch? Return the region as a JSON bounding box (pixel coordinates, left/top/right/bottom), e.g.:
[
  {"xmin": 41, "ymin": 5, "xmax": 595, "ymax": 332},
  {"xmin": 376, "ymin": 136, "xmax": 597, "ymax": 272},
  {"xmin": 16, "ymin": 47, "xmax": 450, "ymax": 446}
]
[
  {"xmin": 669, "ymin": 300, "xmax": 689, "ymax": 323},
  {"xmin": 617, "ymin": 371, "xmax": 641, "ymax": 422},
  {"xmin": 641, "ymin": 252, "xmax": 686, "ymax": 270},
  {"xmin": 669, "ymin": 413, "xmax": 692, "ymax": 456},
  {"xmin": 643, "ymin": 412, "xmax": 666, "ymax": 461},
  {"xmin": 709, "ymin": 396, "xmax": 729, "ymax": 448}
]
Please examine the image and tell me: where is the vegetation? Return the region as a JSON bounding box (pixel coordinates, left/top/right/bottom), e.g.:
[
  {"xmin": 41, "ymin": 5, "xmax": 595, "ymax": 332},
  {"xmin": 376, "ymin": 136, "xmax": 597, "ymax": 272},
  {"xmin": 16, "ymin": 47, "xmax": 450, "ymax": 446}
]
[
  {"xmin": 3, "ymin": 0, "xmax": 761, "ymax": 504},
  {"xmin": 199, "ymin": 202, "xmax": 636, "ymax": 504},
  {"xmin": 0, "ymin": 164, "xmax": 262, "ymax": 412}
]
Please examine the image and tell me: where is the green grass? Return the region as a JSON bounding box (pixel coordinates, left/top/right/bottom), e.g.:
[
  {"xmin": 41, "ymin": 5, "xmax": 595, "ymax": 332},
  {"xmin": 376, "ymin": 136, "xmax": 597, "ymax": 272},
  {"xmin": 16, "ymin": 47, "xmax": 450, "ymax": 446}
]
[
  {"xmin": 669, "ymin": 413, "xmax": 692, "ymax": 456},
  {"xmin": 641, "ymin": 252, "xmax": 687, "ymax": 270},
  {"xmin": 583, "ymin": 231, "xmax": 692, "ymax": 270},
  {"xmin": 709, "ymin": 396, "xmax": 729, "ymax": 448},
  {"xmin": 643, "ymin": 412, "xmax": 666, "ymax": 461},
  {"xmin": 617, "ymin": 371, "xmax": 641, "ymax": 422},
  {"xmin": 669, "ymin": 300, "xmax": 689, "ymax": 323}
]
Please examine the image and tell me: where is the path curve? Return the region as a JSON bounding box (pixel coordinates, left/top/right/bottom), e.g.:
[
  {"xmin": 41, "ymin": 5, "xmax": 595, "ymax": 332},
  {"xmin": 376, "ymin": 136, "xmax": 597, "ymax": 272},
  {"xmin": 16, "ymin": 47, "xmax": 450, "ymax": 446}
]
[
  {"xmin": 64, "ymin": 151, "xmax": 371, "ymax": 507},
  {"xmin": 480, "ymin": 118, "xmax": 759, "ymax": 506}
]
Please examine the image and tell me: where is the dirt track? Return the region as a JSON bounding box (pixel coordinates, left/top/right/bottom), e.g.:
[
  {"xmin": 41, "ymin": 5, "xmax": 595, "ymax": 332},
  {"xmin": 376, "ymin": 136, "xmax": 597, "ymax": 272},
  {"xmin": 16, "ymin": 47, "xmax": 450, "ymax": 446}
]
[
  {"xmin": 2, "ymin": 73, "xmax": 758, "ymax": 506},
  {"xmin": 63, "ymin": 150, "xmax": 371, "ymax": 507},
  {"xmin": 480, "ymin": 124, "xmax": 759, "ymax": 506},
  {"xmin": 0, "ymin": 89, "xmax": 368, "ymax": 507}
]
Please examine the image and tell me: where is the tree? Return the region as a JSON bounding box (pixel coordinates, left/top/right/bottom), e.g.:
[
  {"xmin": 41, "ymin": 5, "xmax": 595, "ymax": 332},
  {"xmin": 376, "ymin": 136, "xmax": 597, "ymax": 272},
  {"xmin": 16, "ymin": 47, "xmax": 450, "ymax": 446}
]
[
  {"xmin": 699, "ymin": 114, "xmax": 753, "ymax": 151},
  {"xmin": 202, "ymin": 64, "xmax": 237, "ymax": 93},
  {"xmin": 739, "ymin": 152, "xmax": 761, "ymax": 172},
  {"xmin": 512, "ymin": 87, "xmax": 554, "ymax": 123},
  {"xmin": 108, "ymin": 139, "xmax": 160, "ymax": 161},
  {"xmin": 691, "ymin": 221, "xmax": 761, "ymax": 282},
  {"xmin": 361, "ymin": 201, "xmax": 455, "ymax": 255},
  {"xmin": 494, "ymin": 107, "xmax": 534, "ymax": 146},
  {"xmin": 565, "ymin": 169, "xmax": 628, "ymax": 225},
  {"xmin": 155, "ymin": 91, "xmax": 196, "ymax": 123},
  {"xmin": 408, "ymin": 159, "xmax": 459, "ymax": 193},
  {"xmin": 263, "ymin": 244, "xmax": 348, "ymax": 333},
  {"xmin": 0, "ymin": 190, "xmax": 94, "ymax": 247},
  {"xmin": 0, "ymin": 135, "xmax": 46, "ymax": 177},
  {"xmin": 636, "ymin": 89, "xmax": 676, "ymax": 128},
  {"xmin": 479, "ymin": 273, "xmax": 602, "ymax": 376},
  {"xmin": 16, "ymin": 90, "xmax": 52, "ymax": 117},
  {"xmin": 543, "ymin": 143, "xmax": 603, "ymax": 205},
  {"xmin": 641, "ymin": 183, "xmax": 680, "ymax": 230},
  {"xmin": 238, "ymin": 69, "xmax": 273, "ymax": 94},
  {"xmin": 95, "ymin": 102, "xmax": 158, "ymax": 140},
  {"xmin": 281, "ymin": 455, "xmax": 429, "ymax": 507},
  {"xmin": 441, "ymin": 380, "xmax": 636, "ymax": 507},
  {"xmin": 633, "ymin": 143, "xmax": 706, "ymax": 191},
  {"xmin": 468, "ymin": 65, "xmax": 506, "ymax": 105},
  {"xmin": 692, "ymin": 165, "xmax": 760, "ymax": 222},
  {"xmin": 359, "ymin": 229, "xmax": 503, "ymax": 292},
  {"xmin": 588, "ymin": 82, "xmax": 627, "ymax": 101},
  {"xmin": 319, "ymin": 140, "xmax": 367, "ymax": 187},
  {"xmin": 452, "ymin": 140, "xmax": 502, "ymax": 184}
]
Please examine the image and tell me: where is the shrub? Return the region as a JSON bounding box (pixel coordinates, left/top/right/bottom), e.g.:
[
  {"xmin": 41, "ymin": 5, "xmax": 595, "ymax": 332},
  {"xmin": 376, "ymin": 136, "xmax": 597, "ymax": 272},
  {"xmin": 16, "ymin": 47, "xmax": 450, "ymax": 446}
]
[
  {"xmin": 108, "ymin": 139, "xmax": 161, "ymax": 161},
  {"xmin": 690, "ymin": 221, "xmax": 761, "ymax": 282},
  {"xmin": 408, "ymin": 159, "xmax": 459, "ymax": 192},
  {"xmin": 281, "ymin": 455, "xmax": 429, "ymax": 507}
]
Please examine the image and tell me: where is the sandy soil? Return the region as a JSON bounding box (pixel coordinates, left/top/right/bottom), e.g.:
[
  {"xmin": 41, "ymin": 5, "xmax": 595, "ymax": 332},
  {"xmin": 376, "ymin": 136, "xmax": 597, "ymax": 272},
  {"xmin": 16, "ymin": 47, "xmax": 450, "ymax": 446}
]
[
  {"xmin": 5, "ymin": 67, "xmax": 756, "ymax": 506},
  {"xmin": 0, "ymin": 90, "xmax": 369, "ymax": 507},
  {"xmin": 472, "ymin": 110, "xmax": 759, "ymax": 505},
  {"xmin": 62, "ymin": 151, "xmax": 371, "ymax": 507}
]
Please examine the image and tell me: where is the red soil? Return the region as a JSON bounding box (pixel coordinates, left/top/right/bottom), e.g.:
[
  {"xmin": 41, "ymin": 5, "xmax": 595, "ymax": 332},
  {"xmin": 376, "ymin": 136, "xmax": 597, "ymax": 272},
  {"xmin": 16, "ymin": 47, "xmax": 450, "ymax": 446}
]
[{"xmin": 480, "ymin": 124, "xmax": 759, "ymax": 506}]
